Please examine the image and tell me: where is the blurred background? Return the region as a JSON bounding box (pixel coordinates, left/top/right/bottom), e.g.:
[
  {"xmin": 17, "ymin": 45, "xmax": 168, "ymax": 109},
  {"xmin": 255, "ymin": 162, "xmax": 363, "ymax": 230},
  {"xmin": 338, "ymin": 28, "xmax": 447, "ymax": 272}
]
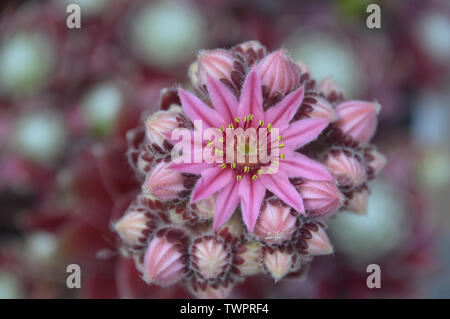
[{"xmin": 0, "ymin": 0, "xmax": 449, "ymax": 298}]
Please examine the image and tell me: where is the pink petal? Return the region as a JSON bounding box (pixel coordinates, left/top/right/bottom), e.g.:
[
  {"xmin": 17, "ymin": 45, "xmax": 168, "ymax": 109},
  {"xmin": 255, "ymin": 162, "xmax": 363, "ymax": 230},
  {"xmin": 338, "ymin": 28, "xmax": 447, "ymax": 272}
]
[
  {"xmin": 282, "ymin": 118, "xmax": 329, "ymax": 150},
  {"xmin": 178, "ymin": 88, "xmax": 224, "ymax": 129},
  {"xmin": 260, "ymin": 173, "xmax": 305, "ymax": 215},
  {"xmin": 213, "ymin": 179, "xmax": 240, "ymax": 230},
  {"xmin": 238, "ymin": 175, "xmax": 266, "ymax": 232},
  {"xmin": 190, "ymin": 167, "xmax": 233, "ymax": 203},
  {"xmin": 280, "ymin": 151, "xmax": 333, "ymax": 181},
  {"xmin": 264, "ymin": 86, "xmax": 304, "ymax": 130},
  {"xmin": 238, "ymin": 68, "xmax": 264, "ymax": 127},
  {"xmin": 206, "ymin": 75, "xmax": 239, "ymax": 124}
]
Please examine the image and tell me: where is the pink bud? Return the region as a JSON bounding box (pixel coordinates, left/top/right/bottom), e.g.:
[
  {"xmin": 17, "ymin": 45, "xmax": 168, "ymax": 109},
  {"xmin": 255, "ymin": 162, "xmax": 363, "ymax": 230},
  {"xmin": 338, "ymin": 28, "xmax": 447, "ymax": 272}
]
[
  {"xmin": 262, "ymin": 246, "xmax": 296, "ymax": 281},
  {"xmin": 190, "ymin": 195, "xmax": 215, "ymax": 221},
  {"xmin": 335, "ymin": 100, "xmax": 381, "ymax": 144},
  {"xmin": 190, "ymin": 236, "xmax": 232, "ymax": 280},
  {"xmin": 323, "ymin": 149, "xmax": 367, "ymax": 189},
  {"xmin": 113, "ymin": 208, "xmax": 159, "ymax": 249},
  {"xmin": 136, "ymin": 147, "xmax": 155, "ymax": 176},
  {"xmin": 317, "ymin": 77, "xmax": 345, "ymax": 103},
  {"xmin": 142, "ymin": 160, "xmax": 191, "ymax": 200},
  {"xmin": 254, "ymin": 201, "xmax": 298, "ymax": 245},
  {"xmin": 363, "ymin": 146, "xmax": 387, "ymax": 178},
  {"xmin": 233, "ymin": 40, "xmax": 266, "ymax": 65},
  {"xmin": 257, "ymin": 49, "xmax": 301, "ymax": 98},
  {"xmin": 145, "ymin": 106, "xmax": 186, "ymax": 154},
  {"xmin": 233, "ymin": 241, "xmax": 261, "ymax": 276},
  {"xmin": 296, "ymin": 95, "xmax": 338, "ymax": 122},
  {"xmin": 143, "ymin": 227, "xmax": 188, "ymax": 286},
  {"xmin": 346, "ymin": 187, "xmax": 369, "ymax": 214},
  {"xmin": 297, "ymin": 222, "xmax": 333, "ymax": 256},
  {"xmin": 216, "ymin": 212, "xmax": 243, "ymax": 246},
  {"xmin": 295, "ymin": 179, "xmax": 343, "ymax": 217},
  {"xmin": 193, "ymin": 49, "xmax": 244, "ymax": 91},
  {"xmin": 190, "ymin": 278, "xmax": 234, "ymax": 299}
]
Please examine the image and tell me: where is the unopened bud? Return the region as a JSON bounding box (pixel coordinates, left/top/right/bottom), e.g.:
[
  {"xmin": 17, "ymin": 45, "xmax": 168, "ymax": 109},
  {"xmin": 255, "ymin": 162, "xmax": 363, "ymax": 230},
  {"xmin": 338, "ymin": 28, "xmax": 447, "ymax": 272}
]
[
  {"xmin": 295, "ymin": 179, "xmax": 343, "ymax": 217},
  {"xmin": 323, "ymin": 149, "xmax": 367, "ymax": 189},
  {"xmin": 262, "ymin": 246, "xmax": 296, "ymax": 282}
]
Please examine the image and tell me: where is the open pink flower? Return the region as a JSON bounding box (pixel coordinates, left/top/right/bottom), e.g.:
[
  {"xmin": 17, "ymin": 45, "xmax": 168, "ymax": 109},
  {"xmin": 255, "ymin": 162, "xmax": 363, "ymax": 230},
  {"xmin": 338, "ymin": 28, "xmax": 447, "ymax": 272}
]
[{"xmin": 170, "ymin": 68, "xmax": 332, "ymax": 232}]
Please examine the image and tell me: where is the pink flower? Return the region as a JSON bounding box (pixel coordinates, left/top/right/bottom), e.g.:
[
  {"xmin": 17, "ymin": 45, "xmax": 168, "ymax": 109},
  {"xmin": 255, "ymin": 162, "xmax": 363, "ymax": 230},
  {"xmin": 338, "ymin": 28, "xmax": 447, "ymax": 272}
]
[{"xmin": 171, "ymin": 68, "xmax": 333, "ymax": 232}]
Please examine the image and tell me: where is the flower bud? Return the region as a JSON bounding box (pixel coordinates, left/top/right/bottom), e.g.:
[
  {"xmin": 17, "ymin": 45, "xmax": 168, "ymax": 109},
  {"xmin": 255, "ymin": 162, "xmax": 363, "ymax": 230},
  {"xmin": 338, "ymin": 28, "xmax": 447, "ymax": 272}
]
[
  {"xmin": 190, "ymin": 278, "xmax": 234, "ymax": 299},
  {"xmin": 295, "ymin": 95, "xmax": 337, "ymax": 122},
  {"xmin": 295, "ymin": 179, "xmax": 343, "ymax": 217},
  {"xmin": 233, "ymin": 40, "xmax": 266, "ymax": 65},
  {"xmin": 297, "ymin": 222, "xmax": 333, "ymax": 256},
  {"xmin": 113, "ymin": 208, "xmax": 159, "ymax": 249},
  {"xmin": 143, "ymin": 227, "xmax": 189, "ymax": 286},
  {"xmin": 262, "ymin": 246, "xmax": 296, "ymax": 282},
  {"xmin": 142, "ymin": 160, "xmax": 195, "ymax": 200},
  {"xmin": 233, "ymin": 241, "xmax": 261, "ymax": 276},
  {"xmin": 254, "ymin": 201, "xmax": 298, "ymax": 245},
  {"xmin": 192, "ymin": 49, "xmax": 244, "ymax": 92},
  {"xmin": 323, "ymin": 149, "xmax": 367, "ymax": 189},
  {"xmin": 145, "ymin": 106, "xmax": 187, "ymax": 154},
  {"xmin": 335, "ymin": 100, "xmax": 381, "ymax": 145},
  {"xmin": 216, "ymin": 212, "xmax": 244, "ymax": 245},
  {"xmin": 190, "ymin": 235, "xmax": 232, "ymax": 281},
  {"xmin": 190, "ymin": 195, "xmax": 216, "ymax": 221},
  {"xmin": 317, "ymin": 77, "xmax": 345, "ymax": 103},
  {"xmin": 346, "ymin": 187, "xmax": 369, "ymax": 214},
  {"xmin": 363, "ymin": 146, "xmax": 387, "ymax": 179},
  {"xmin": 257, "ymin": 49, "xmax": 301, "ymax": 98}
]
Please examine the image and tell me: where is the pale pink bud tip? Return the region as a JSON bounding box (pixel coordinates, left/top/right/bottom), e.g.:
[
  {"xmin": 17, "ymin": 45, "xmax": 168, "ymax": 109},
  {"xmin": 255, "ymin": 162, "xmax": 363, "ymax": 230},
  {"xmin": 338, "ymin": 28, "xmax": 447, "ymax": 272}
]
[
  {"xmin": 336, "ymin": 100, "xmax": 381, "ymax": 145},
  {"xmin": 257, "ymin": 49, "xmax": 301, "ymax": 98},
  {"xmin": 346, "ymin": 187, "xmax": 369, "ymax": 214},
  {"xmin": 317, "ymin": 77, "xmax": 345, "ymax": 103},
  {"xmin": 363, "ymin": 146, "xmax": 387, "ymax": 178},
  {"xmin": 323, "ymin": 149, "xmax": 367, "ymax": 189},
  {"xmin": 190, "ymin": 279, "xmax": 234, "ymax": 299},
  {"xmin": 297, "ymin": 222, "xmax": 333, "ymax": 256},
  {"xmin": 190, "ymin": 236, "xmax": 232, "ymax": 280},
  {"xmin": 295, "ymin": 179, "xmax": 343, "ymax": 217},
  {"xmin": 194, "ymin": 49, "xmax": 243, "ymax": 91},
  {"xmin": 190, "ymin": 196, "xmax": 216, "ymax": 221},
  {"xmin": 114, "ymin": 208, "xmax": 158, "ymax": 248},
  {"xmin": 234, "ymin": 241, "xmax": 261, "ymax": 276},
  {"xmin": 254, "ymin": 202, "xmax": 298, "ymax": 245},
  {"xmin": 143, "ymin": 227, "xmax": 189, "ymax": 286},
  {"xmin": 297, "ymin": 95, "xmax": 338, "ymax": 122},
  {"xmin": 233, "ymin": 40, "xmax": 266, "ymax": 65},
  {"xmin": 216, "ymin": 213, "xmax": 243, "ymax": 246},
  {"xmin": 145, "ymin": 107, "xmax": 185, "ymax": 153},
  {"xmin": 142, "ymin": 160, "xmax": 192, "ymax": 200},
  {"xmin": 262, "ymin": 246, "xmax": 296, "ymax": 281}
]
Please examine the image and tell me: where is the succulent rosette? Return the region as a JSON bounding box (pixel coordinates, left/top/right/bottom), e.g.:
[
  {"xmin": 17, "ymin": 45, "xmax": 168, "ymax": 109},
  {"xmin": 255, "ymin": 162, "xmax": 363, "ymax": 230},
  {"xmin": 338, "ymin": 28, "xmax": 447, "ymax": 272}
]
[{"xmin": 113, "ymin": 41, "xmax": 385, "ymax": 298}]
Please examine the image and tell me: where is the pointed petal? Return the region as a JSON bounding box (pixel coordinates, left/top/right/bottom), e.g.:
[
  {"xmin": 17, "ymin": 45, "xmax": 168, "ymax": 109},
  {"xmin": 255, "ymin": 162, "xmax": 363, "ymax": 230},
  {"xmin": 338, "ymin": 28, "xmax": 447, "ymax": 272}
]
[
  {"xmin": 260, "ymin": 173, "xmax": 305, "ymax": 215},
  {"xmin": 178, "ymin": 88, "xmax": 224, "ymax": 129},
  {"xmin": 238, "ymin": 176, "xmax": 266, "ymax": 232},
  {"xmin": 238, "ymin": 68, "xmax": 264, "ymax": 126},
  {"xmin": 213, "ymin": 180, "xmax": 240, "ymax": 230},
  {"xmin": 280, "ymin": 151, "xmax": 333, "ymax": 181},
  {"xmin": 265, "ymin": 86, "xmax": 305, "ymax": 130},
  {"xmin": 282, "ymin": 118, "xmax": 329, "ymax": 150},
  {"xmin": 206, "ymin": 75, "xmax": 239, "ymax": 124},
  {"xmin": 190, "ymin": 167, "xmax": 233, "ymax": 203}
]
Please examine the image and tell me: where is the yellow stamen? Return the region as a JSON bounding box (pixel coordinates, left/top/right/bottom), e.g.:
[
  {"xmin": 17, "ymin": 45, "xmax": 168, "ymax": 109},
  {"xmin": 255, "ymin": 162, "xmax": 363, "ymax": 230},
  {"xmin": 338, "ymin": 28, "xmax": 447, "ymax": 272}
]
[
  {"xmin": 231, "ymin": 163, "xmax": 236, "ymax": 169},
  {"xmin": 267, "ymin": 123, "xmax": 272, "ymax": 130},
  {"xmin": 220, "ymin": 163, "xmax": 227, "ymax": 169},
  {"xmin": 215, "ymin": 149, "xmax": 224, "ymax": 155},
  {"xmin": 206, "ymin": 140, "xmax": 213, "ymax": 147},
  {"xmin": 249, "ymin": 114, "xmax": 253, "ymax": 120},
  {"xmin": 258, "ymin": 120, "xmax": 264, "ymax": 127},
  {"xmin": 244, "ymin": 166, "xmax": 250, "ymax": 173},
  {"xmin": 252, "ymin": 175, "xmax": 258, "ymax": 181},
  {"xmin": 279, "ymin": 144, "xmax": 284, "ymax": 149},
  {"xmin": 258, "ymin": 169, "xmax": 263, "ymax": 175},
  {"xmin": 236, "ymin": 175, "xmax": 242, "ymax": 181},
  {"xmin": 280, "ymin": 153, "xmax": 285, "ymax": 160},
  {"xmin": 228, "ymin": 124, "xmax": 234, "ymax": 129},
  {"xmin": 278, "ymin": 135, "xmax": 282, "ymax": 141},
  {"xmin": 234, "ymin": 117, "xmax": 240, "ymax": 123},
  {"xmin": 218, "ymin": 137, "xmax": 224, "ymax": 143},
  {"xmin": 220, "ymin": 126, "xmax": 225, "ymax": 132}
]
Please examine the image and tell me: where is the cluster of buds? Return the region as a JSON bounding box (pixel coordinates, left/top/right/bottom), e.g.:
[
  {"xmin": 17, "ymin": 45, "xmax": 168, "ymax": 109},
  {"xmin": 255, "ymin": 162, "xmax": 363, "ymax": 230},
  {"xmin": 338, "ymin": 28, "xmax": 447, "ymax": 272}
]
[{"xmin": 113, "ymin": 41, "xmax": 385, "ymax": 298}]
